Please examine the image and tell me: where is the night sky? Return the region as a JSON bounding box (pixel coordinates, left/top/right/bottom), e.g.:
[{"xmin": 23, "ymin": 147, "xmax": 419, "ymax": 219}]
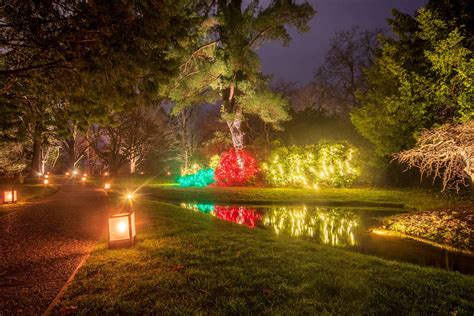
[{"xmin": 258, "ymin": 0, "xmax": 427, "ymax": 85}]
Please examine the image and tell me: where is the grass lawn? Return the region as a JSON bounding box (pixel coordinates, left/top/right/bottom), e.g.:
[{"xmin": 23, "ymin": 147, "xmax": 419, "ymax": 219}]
[
  {"xmin": 0, "ymin": 183, "xmax": 60, "ymax": 216},
  {"xmin": 56, "ymin": 200, "xmax": 474, "ymax": 314},
  {"xmin": 95, "ymin": 175, "xmax": 460, "ymax": 211}
]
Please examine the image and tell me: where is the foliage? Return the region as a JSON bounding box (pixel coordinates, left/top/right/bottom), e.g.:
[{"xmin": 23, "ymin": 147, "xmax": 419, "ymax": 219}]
[
  {"xmin": 1, "ymin": 0, "xmax": 205, "ymax": 174},
  {"xmin": 262, "ymin": 142, "xmax": 360, "ymax": 188},
  {"xmin": 352, "ymin": 3, "xmax": 474, "ymax": 157},
  {"xmin": 214, "ymin": 149, "xmax": 259, "ymax": 186},
  {"xmin": 180, "ymin": 163, "xmax": 202, "ymax": 176},
  {"xmin": 167, "ymin": 0, "xmax": 315, "ymax": 148},
  {"xmin": 177, "ymin": 168, "xmax": 215, "ymax": 187},
  {"xmin": 395, "ymin": 121, "xmax": 474, "ymax": 192},
  {"xmin": 0, "ymin": 142, "xmax": 28, "ymax": 175},
  {"xmin": 384, "ymin": 205, "xmax": 474, "ymax": 251}
]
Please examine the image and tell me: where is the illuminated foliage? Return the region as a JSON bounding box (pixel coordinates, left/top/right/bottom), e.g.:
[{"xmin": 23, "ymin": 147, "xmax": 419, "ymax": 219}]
[
  {"xmin": 178, "ymin": 168, "xmax": 215, "ymax": 187},
  {"xmin": 262, "ymin": 206, "xmax": 359, "ymax": 246},
  {"xmin": 180, "ymin": 163, "xmax": 202, "ymax": 176},
  {"xmin": 262, "ymin": 142, "xmax": 360, "ymax": 188},
  {"xmin": 209, "ymin": 155, "xmax": 221, "ymax": 169},
  {"xmin": 214, "ymin": 149, "xmax": 259, "ymax": 186}
]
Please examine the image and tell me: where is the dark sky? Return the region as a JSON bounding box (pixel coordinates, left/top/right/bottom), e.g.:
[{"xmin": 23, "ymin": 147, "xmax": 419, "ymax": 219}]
[{"xmin": 257, "ymin": 0, "xmax": 427, "ymax": 85}]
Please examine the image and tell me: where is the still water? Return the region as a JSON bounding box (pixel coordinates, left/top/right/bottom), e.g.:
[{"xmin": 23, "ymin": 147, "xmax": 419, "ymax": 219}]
[{"xmin": 179, "ymin": 202, "xmax": 474, "ymax": 275}]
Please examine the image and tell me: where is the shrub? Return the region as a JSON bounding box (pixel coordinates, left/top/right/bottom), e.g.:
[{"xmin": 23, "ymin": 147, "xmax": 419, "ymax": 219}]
[
  {"xmin": 178, "ymin": 168, "xmax": 215, "ymax": 187},
  {"xmin": 214, "ymin": 149, "xmax": 259, "ymax": 186},
  {"xmin": 261, "ymin": 142, "xmax": 360, "ymax": 188}
]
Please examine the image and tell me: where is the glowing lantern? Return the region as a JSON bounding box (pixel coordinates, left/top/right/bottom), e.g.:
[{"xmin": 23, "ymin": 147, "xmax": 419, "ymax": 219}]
[
  {"xmin": 81, "ymin": 176, "xmax": 86, "ymax": 182},
  {"xmin": 125, "ymin": 192, "xmax": 134, "ymax": 201},
  {"xmin": 43, "ymin": 179, "xmax": 49, "ymax": 185},
  {"xmin": 104, "ymin": 172, "xmax": 109, "ymax": 176},
  {"xmin": 72, "ymin": 170, "xmax": 78, "ymax": 175},
  {"xmin": 2, "ymin": 190, "xmax": 17, "ymax": 204},
  {"xmin": 44, "ymin": 174, "xmax": 49, "ymax": 179},
  {"xmin": 108, "ymin": 212, "xmax": 136, "ymax": 247},
  {"xmin": 83, "ymin": 173, "xmax": 87, "ymax": 177},
  {"xmin": 104, "ymin": 182, "xmax": 111, "ymax": 190},
  {"xmin": 65, "ymin": 172, "xmax": 70, "ymax": 176}
]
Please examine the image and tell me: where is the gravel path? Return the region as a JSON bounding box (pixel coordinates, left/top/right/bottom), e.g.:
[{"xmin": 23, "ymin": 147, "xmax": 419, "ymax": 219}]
[{"xmin": 0, "ymin": 182, "xmax": 110, "ymax": 315}]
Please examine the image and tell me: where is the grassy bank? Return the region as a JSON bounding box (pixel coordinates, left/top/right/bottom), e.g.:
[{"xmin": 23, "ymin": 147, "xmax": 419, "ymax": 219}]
[
  {"xmin": 383, "ymin": 203, "xmax": 474, "ymax": 252},
  {"xmin": 56, "ymin": 200, "xmax": 474, "ymax": 314},
  {"xmin": 96, "ymin": 176, "xmax": 457, "ymax": 210}
]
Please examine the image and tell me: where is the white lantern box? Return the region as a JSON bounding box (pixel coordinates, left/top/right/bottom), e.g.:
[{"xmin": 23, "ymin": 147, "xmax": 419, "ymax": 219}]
[
  {"xmin": 2, "ymin": 190, "xmax": 17, "ymax": 204},
  {"xmin": 108, "ymin": 212, "xmax": 136, "ymax": 248}
]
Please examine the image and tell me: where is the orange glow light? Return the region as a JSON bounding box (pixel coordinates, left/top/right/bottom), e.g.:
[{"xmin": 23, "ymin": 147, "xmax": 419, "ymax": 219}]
[
  {"xmin": 2, "ymin": 190, "xmax": 17, "ymax": 204},
  {"xmin": 108, "ymin": 212, "xmax": 136, "ymax": 247},
  {"xmin": 65, "ymin": 172, "xmax": 70, "ymax": 176},
  {"xmin": 43, "ymin": 179, "xmax": 49, "ymax": 185},
  {"xmin": 81, "ymin": 176, "xmax": 86, "ymax": 182},
  {"xmin": 104, "ymin": 183, "xmax": 111, "ymax": 190}
]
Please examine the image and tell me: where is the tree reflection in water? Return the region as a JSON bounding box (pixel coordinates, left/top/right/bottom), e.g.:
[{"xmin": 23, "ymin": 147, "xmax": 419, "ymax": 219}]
[
  {"xmin": 262, "ymin": 206, "xmax": 359, "ymax": 246},
  {"xmin": 180, "ymin": 203, "xmax": 360, "ymax": 245}
]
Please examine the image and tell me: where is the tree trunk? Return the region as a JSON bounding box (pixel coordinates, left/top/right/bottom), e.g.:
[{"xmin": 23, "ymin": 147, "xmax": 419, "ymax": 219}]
[
  {"xmin": 226, "ymin": 118, "xmax": 244, "ymax": 149},
  {"xmin": 30, "ymin": 133, "xmax": 42, "ymax": 176},
  {"xmin": 66, "ymin": 138, "xmax": 76, "ymax": 170},
  {"xmin": 130, "ymin": 156, "xmax": 137, "ymax": 174}
]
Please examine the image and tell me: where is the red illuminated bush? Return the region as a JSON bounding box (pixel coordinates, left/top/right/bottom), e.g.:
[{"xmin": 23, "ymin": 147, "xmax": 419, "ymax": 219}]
[{"xmin": 214, "ymin": 149, "xmax": 259, "ymax": 186}]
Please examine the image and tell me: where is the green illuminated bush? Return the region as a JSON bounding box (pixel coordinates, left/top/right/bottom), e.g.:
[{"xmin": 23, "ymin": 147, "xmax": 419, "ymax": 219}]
[{"xmin": 261, "ymin": 142, "xmax": 360, "ymax": 188}]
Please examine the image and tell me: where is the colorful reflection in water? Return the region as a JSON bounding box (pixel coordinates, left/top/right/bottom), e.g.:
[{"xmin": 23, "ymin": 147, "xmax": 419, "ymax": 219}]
[
  {"xmin": 180, "ymin": 203, "xmax": 360, "ymax": 245},
  {"xmin": 262, "ymin": 206, "xmax": 359, "ymax": 246},
  {"xmin": 214, "ymin": 206, "xmax": 262, "ymax": 228},
  {"xmin": 180, "ymin": 203, "xmax": 261, "ymax": 228}
]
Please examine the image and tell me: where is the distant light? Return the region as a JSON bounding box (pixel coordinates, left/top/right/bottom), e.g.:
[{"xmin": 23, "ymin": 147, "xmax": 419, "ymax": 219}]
[
  {"xmin": 104, "ymin": 172, "xmax": 109, "ymax": 176},
  {"xmin": 43, "ymin": 179, "xmax": 49, "ymax": 185},
  {"xmin": 37, "ymin": 172, "xmax": 43, "ymax": 177},
  {"xmin": 81, "ymin": 176, "xmax": 86, "ymax": 182},
  {"xmin": 65, "ymin": 172, "xmax": 70, "ymax": 176},
  {"xmin": 44, "ymin": 174, "xmax": 49, "ymax": 179},
  {"xmin": 372, "ymin": 229, "xmax": 388, "ymax": 235},
  {"xmin": 72, "ymin": 170, "xmax": 78, "ymax": 175},
  {"xmin": 125, "ymin": 193, "xmax": 134, "ymax": 201},
  {"xmin": 108, "ymin": 212, "xmax": 136, "ymax": 248},
  {"xmin": 2, "ymin": 190, "xmax": 17, "ymax": 204},
  {"xmin": 166, "ymin": 171, "xmax": 171, "ymax": 176},
  {"xmin": 104, "ymin": 183, "xmax": 111, "ymax": 190},
  {"xmin": 83, "ymin": 173, "xmax": 87, "ymax": 177}
]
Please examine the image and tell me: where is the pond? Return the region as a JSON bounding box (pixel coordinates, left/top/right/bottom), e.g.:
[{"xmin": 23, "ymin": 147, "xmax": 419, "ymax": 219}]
[{"xmin": 178, "ymin": 202, "xmax": 474, "ymax": 275}]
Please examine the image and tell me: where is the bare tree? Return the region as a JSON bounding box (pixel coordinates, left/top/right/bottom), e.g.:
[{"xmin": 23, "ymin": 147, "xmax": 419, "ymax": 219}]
[
  {"xmin": 395, "ymin": 121, "xmax": 474, "ymax": 192},
  {"xmin": 90, "ymin": 106, "xmax": 167, "ymax": 174},
  {"xmin": 314, "ymin": 27, "xmax": 380, "ymax": 111}
]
